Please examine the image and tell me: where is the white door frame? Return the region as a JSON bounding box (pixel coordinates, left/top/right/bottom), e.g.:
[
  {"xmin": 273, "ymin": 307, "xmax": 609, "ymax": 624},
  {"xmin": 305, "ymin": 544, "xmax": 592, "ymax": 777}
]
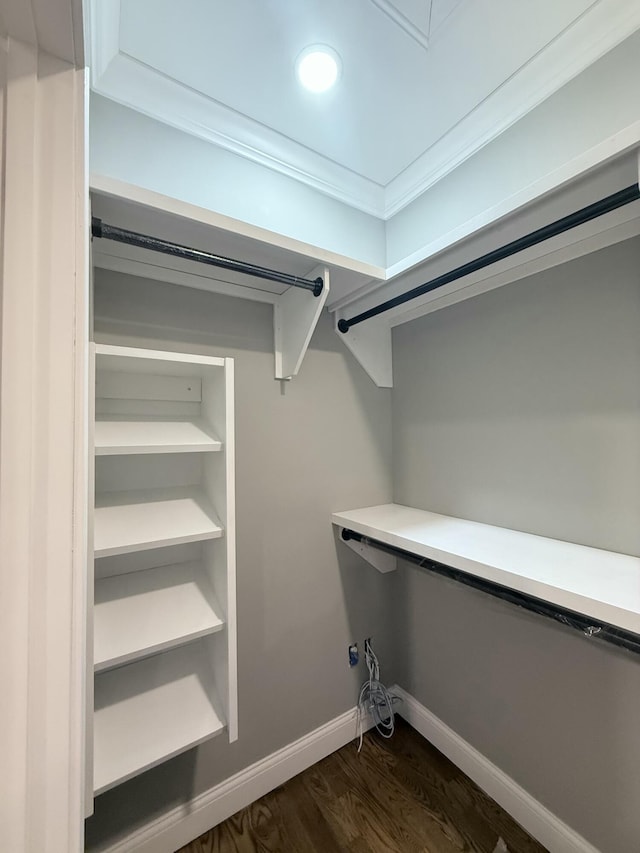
[{"xmin": 0, "ymin": 26, "xmax": 88, "ymax": 853}]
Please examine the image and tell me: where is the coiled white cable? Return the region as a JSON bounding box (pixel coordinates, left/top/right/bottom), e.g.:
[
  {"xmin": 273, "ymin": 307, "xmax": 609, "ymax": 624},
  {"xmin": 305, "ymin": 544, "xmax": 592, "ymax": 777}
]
[{"xmin": 357, "ymin": 638, "xmax": 395, "ymax": 752}]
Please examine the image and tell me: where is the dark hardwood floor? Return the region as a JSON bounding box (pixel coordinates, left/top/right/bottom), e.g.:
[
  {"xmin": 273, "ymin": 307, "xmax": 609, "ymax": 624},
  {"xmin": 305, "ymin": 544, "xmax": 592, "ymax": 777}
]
[{"xmin": 177, "ymin": 718, "xmax": 547, "ymax": 853}]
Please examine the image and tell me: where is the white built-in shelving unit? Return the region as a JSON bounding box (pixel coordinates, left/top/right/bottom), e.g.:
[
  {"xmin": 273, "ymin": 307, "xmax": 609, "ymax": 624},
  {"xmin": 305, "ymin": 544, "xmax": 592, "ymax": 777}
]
[
  {"xmin": 333, "ymin": 504, "xmax": 640, "ymax": 635},
  {"xmin": 89, "ymin": 343, "xmax": 237, "ymax": 799}
]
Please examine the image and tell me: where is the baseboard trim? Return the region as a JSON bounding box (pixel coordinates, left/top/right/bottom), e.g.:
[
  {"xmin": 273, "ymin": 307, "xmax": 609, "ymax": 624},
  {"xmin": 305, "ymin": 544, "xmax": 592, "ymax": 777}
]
[
  {"xmin": 99, "ymin": 688, "xmax": 599, "ymax": 853},
  {"xmin": 99, "ymin": 706, "xmax": 370, "ymax": 853},
  {"xmin": 392, "ymin": 686, "xmax": 599, "ymax": 853}
]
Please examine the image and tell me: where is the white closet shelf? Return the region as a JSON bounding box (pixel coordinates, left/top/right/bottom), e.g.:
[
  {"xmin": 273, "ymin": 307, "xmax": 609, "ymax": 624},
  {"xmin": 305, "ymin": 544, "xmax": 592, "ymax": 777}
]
[
  {"xmin": 95, "ymin": 342, "xmax": 225, "ymax": 374},
  {"xmin": 94, "ymin": 489, "xmax": 223, "ymax": 557},
  {"xmin": 94, "ymin": 562, "xmax": 225, "ymax": 672},
  {"xmin": 95, "ymin": 416, "xmax": 222, "ymax": 455},
  {"xmin": 93, "ymin": 642, "xmax": 225, "ymax": 795},
  {"xmin": 332, "ymin": 504, "xmax": 640, "ymax": 636}
]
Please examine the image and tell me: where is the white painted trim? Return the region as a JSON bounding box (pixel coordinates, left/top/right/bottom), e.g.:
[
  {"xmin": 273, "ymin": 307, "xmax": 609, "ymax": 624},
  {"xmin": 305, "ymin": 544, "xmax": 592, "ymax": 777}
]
[
  {"xmin": 89, "ymin": 0, "xmax": 119, "ymax": 82},
  {"xmin": 327, "ymin": 123, "xmax": 640, "ymax": 317},
  {"xmin": 334, "ymin": 314, "xmax": 393, "ymax": 388},
  {"xmin": 366, "ymin": 0, "xmax": 429, "ymax": 50},
  {"xmin": 385, "ymin": 121, "xmax": 640, "ymax": 281},
  {"xmin": 386, "ymin": 207, "xmax": 640, "ymax": 329},
  {"xmin": 1, "ymin": 0, "xmax": 85, "ymax": 64},
  {"xmin": 94, "ymin": 687, "xmax": 598, "ymax": 853},
  {"xmin": 222, "ymin": 357, "xmax": 237, "ymax": 742},
  {"xmin": 90, "ymin": 174, "xmax": 386, "ymax": 281},
  {"xmin": 274, "ymin": 265, "xmax": 330, "ymax": 379},
  {"xmin": 0, "ymin": 38, "xmax": 87, "ymax": 853},
  {"xmin": 97, "ymin": 705, "xmax": 371, "ymax": 853},
  {"xmin": 341, "ymin": 534, "xmax": 397, "ymax": 573},
  {"xmin": 89, "ymin": 0, "xmax": 640, "ymax": 219},
  {"xmin": 393, "ymin": 687, "xmax": 600, "ymax": 853},
  {"xmin": 1, "ymin": 0, "xmax": 37, "ymax": 49},
  {"xmin": 384, "ymin": 0, "xmax": 640, "ymax": 217},
  {"xmin": 94, "ymin": 49, "xmax": 385, "ymax": 218}
]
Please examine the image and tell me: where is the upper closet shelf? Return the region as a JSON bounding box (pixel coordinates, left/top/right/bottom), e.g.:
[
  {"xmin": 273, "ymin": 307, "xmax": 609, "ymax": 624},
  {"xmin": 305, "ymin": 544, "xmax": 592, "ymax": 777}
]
[
  {"xmin": 331, "ymin": 160, "xmax": 640, "ymax": 389},
  {"xmin": 333, "ymin": 504, "xmax": 640, "ymax": 640},
  {"xmin": 95, "ymin": 342, "xmax": 225, "ymax": 373},
  {"xmin": 90, "ymin": 178, "xmax": 384, "ymax": 380},
  {"xmin": 95, "ymin": 416, "xmax": 222, "ymax": 455}
]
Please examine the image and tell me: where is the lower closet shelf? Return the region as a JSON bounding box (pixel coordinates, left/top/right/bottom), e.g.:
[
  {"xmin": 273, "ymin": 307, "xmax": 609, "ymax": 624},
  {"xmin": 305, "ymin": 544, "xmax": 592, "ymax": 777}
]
[
  {"xmin": 94, "ymin": 488, "xmax": 223, "ymax": 557},
  {"xmin": 332, "ymin": 503, "xmax": 640, "ymax": 636},
  {"xmin": 93, "ymin": 642, "xmax": 225, "ymax": 795},
  {"xmin": 94, "ymin": 562, "xmax": 225, "ymax": 672}
]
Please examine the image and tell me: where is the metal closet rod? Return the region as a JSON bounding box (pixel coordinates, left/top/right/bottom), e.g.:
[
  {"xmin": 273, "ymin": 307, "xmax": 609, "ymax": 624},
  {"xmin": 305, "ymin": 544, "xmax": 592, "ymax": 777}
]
[
  {"xmin": 338, "ymin": 183, "xmax": 640, "ymax": 332},
  {"xmin": 91, "ymin": 218, "xmax": 324, "ymax": 297},
  {"xmin": 340, "ymin": 529, "xmax": 640, "ymax": 656}
]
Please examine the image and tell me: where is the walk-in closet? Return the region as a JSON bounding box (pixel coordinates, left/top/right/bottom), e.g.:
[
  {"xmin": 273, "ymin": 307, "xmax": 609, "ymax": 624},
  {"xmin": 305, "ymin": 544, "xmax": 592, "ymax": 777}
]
[{"xmin": 3, "ymin": 3, "xmax": 640, "ymax": 853}]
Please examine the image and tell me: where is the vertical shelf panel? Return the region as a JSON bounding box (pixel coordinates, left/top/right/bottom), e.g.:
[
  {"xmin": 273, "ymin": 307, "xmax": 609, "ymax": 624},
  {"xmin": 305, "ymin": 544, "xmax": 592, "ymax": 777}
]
[{"xmin": 202, "ymin": 357, "xmax": 238, "ymax": 742}]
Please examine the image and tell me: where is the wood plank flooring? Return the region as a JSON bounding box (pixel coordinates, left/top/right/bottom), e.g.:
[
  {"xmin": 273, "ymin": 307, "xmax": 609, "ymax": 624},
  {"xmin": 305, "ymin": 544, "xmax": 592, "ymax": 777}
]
[{"xmin": 177, "ymin": 719, "xmax": 547, "ymax": 853}]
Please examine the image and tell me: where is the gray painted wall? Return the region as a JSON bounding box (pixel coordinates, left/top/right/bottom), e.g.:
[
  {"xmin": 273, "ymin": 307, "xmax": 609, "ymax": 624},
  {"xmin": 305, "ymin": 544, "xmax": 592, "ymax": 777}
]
[
  {"xmin": 392, "ymin": 236, "xmax": 640, "ymax": 852},
  {"xmin": 85, "ymin": 270, "xmax": 395, "ymax": 850}
]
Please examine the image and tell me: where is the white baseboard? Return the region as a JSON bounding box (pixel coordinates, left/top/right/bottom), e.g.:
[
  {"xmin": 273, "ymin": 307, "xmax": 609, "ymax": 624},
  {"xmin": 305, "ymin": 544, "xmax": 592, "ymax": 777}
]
[
  {"xmin": 392, "ymin": 686, "xmax": 599, "ymax": 853},
  {"xmin": 99, "ymin": 705, "xmax": 370, "ymax": 853},
  {"xmin": 99, "ymin": 688, "xmax": 599, "ymax": 853}
]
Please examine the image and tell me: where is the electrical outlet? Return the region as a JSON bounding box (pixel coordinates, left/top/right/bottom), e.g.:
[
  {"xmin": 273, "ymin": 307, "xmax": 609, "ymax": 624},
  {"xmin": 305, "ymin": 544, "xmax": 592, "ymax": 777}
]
[{"xmin": 348, "ymin": 643, "xmax": 359, "ymax": 667}]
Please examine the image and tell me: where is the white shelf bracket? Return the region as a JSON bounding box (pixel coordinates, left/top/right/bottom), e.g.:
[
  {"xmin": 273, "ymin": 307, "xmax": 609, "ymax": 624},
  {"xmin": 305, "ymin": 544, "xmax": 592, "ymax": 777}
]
[
  {"xmin": 333, "ymin": 312, "xmax": 393, "ymax": 388},
  {"xmin": 274, "ymin": 265, "xmax": 329, "ymax": 380},
  {"xmin": 339, "ymin": 529, "xmax": 397, "ymax": 573}
]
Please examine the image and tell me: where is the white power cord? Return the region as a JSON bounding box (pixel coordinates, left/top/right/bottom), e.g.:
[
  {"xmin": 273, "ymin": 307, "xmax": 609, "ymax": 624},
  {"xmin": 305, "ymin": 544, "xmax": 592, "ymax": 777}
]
[{"xmin": 357, "ymin": 638, "xmax": 396, "ymax": 752}]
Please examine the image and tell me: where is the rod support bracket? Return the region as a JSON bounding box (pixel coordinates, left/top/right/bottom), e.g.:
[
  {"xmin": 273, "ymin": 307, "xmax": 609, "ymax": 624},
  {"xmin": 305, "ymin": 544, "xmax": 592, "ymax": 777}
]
[
  {"xmin": 339, "ymin": 528, "xmax": 397, "ymax": 574},
  {"xmin": 91, "ymin": 216, "xmax": 103, "ymax": 239}
]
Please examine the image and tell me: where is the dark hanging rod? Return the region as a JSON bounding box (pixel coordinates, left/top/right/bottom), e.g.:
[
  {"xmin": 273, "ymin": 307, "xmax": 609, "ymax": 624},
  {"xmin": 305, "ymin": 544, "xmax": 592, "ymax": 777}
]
[
  {"xmin": 340, "ymin": 528, "xmax": 640, "ymax": 656},
  {"xmin": 91, "ymin": 217, "xmax": 324, "ymax": 297},
  {"xmin": 338, "ymin": 183, "xmax": 640, "ymax": 332}
]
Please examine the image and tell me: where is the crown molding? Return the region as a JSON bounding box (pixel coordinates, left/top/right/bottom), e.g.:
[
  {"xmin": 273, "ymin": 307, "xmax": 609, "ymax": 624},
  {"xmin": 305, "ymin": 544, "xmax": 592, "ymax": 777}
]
[
  {"xmin": 90, "ymin": 0, "xmax": 640, "ymax": 223},
  {"xmin": 384, "ymin": 0, "xmax": 640, "ymax": 217},
  {"xmin": 366, "ymin": 0, "xmax": 429, "ymax": 50},
  {"xmin": 89, "ymin": 0, "xmax": 118, "ymax": 81},
  {"xmin": 95, "ymin": 51, "xmax": 385, "ymax": 217}
]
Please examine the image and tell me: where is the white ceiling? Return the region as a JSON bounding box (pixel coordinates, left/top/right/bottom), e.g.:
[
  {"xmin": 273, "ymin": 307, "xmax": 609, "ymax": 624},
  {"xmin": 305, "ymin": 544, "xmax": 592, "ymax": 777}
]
[{"xmin": 90, "ymin": 0, "xmax": 640, "ymax": 217}]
